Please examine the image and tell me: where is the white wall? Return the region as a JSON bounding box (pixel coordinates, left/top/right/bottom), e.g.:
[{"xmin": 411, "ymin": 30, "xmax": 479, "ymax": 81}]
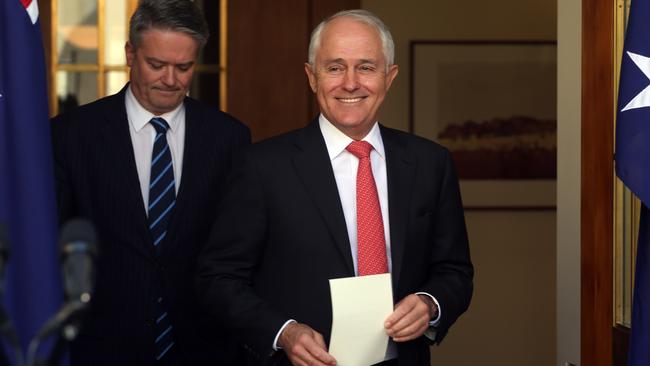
[
  {"xmin": 556, "ymin": 0, "xmax": 581, "ymax": 364},
  {"xmin": 361, "ymin": 1, "xmax": 562, "ymax": 365},
  {"xmin": 362, "ymin": 0, "xmax": 556, "ymax": 132}
]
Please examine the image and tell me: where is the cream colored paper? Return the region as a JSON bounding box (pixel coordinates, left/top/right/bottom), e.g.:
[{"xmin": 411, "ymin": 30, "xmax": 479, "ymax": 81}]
[{"xmin": 328, "ymin": 273, "xmax": 393, "ymax": 366}]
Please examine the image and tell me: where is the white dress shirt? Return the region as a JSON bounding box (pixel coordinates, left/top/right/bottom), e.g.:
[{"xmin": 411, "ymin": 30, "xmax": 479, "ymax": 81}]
[
  {"xmin": 125, "ymin": 86, "xmax": 185, "ymax": 213},
  {"xmin": 319, "ymin": 115, "xmax": 392, "ymax": 275}
]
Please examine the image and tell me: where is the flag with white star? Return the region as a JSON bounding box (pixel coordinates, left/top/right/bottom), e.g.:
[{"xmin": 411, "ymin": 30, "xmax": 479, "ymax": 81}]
[
  {"xmin": 617, "ymin": 0, "xmax": 650, "ymax": 203},
  {"xmin": 616, "ymin": 0, "xmax": 650, "ymax": 364}
]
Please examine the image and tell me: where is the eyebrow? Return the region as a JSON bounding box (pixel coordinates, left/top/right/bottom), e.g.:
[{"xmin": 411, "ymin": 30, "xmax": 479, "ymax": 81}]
[
  {"xmin": 145, "ymin": 57, "xmax": 195, "ymax": 68},
  {"xmin": 322, "ymin": 58, "xmax": 378, "ymax": 65}
]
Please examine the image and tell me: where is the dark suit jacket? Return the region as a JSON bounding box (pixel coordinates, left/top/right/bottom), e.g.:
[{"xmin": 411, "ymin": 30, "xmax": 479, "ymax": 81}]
[
  {"xmin": 51, "ymin": 85, "xmax": 251, "ymax": 366},
  {"xmin": 197, "ymin": 120, "xmax": 473, "ymax": 366}
]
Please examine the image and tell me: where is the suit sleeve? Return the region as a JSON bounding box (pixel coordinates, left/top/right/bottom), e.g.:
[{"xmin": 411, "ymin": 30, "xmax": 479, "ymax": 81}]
[
  {"xmin": 196, "ymin": 148, "xmax": 288, "ymax": 359},
  {"xmin": 418, "ymin": 148, "xmax": 473, "ymax": 344}
]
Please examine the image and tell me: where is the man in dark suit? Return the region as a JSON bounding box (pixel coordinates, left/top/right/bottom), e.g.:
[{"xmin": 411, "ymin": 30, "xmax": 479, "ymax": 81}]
[
  {"xmin": 197, "ymin": 9, "xmax": 472, "ymax": 366},
  {"xmin": 51, "ymin": 0, "xmax": 250, "ymax": 364}
]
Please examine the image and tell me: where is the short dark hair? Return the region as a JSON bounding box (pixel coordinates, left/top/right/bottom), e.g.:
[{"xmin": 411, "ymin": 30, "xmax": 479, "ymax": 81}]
[{"xmin": 129, "ymin": 0, "xmax": 209, "ymax": 48}]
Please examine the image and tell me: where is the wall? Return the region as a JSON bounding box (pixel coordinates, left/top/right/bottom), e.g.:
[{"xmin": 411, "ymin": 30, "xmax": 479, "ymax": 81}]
[
  {"xmin": 556, "ymin": 0, "xmax": 581, "ymax": 364},
  {"xmin": 361, "ymin": 1, "xmax": 559, "ymax": 365}
]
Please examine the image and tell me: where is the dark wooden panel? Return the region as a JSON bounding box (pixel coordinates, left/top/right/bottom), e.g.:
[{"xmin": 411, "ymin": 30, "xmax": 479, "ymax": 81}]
[
  {"xmin": 227, "ymin": 0, "xmax": 359, "ymax": 141},
  {"xmin": 581, "ymin": 0, "xmax": 615, "ymax": 365},
  {"xmin": 310, "ymin": 0, "xmax": 359, "ymax": 24},
  {"xmin": 613, "ymin": 325, "xmax": 630, "ymax": 366},
  {"xmin": 227, "ymin": 0, "xmax": 310, "ymax": 141}
]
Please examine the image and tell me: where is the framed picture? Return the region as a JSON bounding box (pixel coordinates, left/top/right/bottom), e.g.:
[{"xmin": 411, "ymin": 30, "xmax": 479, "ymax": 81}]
[{"xmin": 409, "ymin": 41, "xmax": 557, "ymax": 210}]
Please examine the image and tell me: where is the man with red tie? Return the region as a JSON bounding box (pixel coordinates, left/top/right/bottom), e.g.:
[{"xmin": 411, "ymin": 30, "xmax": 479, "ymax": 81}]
[{"xmin": 197, "ymin": 9, "xmax": 473, "ymax": 366}]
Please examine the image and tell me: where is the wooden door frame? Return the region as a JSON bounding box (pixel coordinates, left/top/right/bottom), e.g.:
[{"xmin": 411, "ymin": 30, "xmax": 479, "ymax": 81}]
[{"xmin": 581, "ymin": 0, "xmax": 628, "ymax": 364}]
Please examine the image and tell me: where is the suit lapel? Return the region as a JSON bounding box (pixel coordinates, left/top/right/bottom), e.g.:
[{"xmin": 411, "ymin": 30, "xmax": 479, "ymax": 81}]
[
  {"xmin": 292, "ymin": 121, "xmax": 355, "ymax": 275},
  {"xmin": 99, "ymin": 87, "xmax": 154, "ymax": 258},
  {"xmin": 381, "ymin": 126, "xmax": 415, "ymax": 290}
]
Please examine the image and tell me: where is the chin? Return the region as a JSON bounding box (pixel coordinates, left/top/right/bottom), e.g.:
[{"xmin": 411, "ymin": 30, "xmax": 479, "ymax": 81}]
[
  {"xmin": 336, "ymin": 117, "xmax": 367, "ymax": 129},
  {"xmin": 154, "ymin": 99, "xmax": 182, "ymax": 110}
]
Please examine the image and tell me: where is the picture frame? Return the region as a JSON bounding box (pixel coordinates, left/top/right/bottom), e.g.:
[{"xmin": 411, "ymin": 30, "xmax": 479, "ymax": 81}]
[{"xmin": 409, "ymin": 40, "xmax": 557, "ymax": 210}]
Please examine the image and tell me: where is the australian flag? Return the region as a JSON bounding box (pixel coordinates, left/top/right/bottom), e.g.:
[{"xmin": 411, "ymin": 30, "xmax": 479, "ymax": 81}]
[
  {"xmin": 0, "ymin": 0, "xmax": 64, "ymax": 361},
  {"xmin": 616, "ymin": 0, "xmax": 650, "ymax": 364}
]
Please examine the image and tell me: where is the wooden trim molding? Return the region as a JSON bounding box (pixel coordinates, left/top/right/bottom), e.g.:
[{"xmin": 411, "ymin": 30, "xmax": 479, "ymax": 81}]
[{"xmin": 581, "ymin": 0, "xmax": 615, "ymax": 365}]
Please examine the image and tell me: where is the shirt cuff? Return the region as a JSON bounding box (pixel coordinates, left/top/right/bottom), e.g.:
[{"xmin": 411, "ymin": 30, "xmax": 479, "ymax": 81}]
[
  {"xmin": 272, "ymin": 319, "xmax": 297, "ymax": 351},
  {"xmin": 415, "ymin": 292, "xmax": 441, "ymax": 326}
]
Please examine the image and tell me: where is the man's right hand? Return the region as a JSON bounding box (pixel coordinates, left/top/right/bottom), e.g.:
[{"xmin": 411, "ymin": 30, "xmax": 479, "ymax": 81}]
[{"xmin": 278, "ymin": 322, "xmax": 337, "ymax": 366}]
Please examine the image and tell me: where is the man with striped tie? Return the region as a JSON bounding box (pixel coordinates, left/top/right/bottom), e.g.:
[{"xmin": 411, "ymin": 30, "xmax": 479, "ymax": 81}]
[
  {"xmin": 198, "ymin": 9, "xmax": 473, "ymax": 366},
  {"xmin": 51, "ymin": 0, "xmax": 250, "ymax": 364}
]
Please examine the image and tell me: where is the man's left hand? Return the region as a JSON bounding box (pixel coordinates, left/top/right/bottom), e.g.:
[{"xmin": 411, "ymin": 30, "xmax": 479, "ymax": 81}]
[{"xmin": 384, "ymin": 294, "xmax": 437, "ymax": 342}]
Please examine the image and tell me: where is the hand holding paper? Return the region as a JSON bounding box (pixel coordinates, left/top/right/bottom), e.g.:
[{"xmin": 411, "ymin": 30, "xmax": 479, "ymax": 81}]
[
  {"xmin": 279, "ymin": 322, "xmax": 337, "ymax": 366},
  {"xmin": 385, "ymin": 294, "xmax": 436, "ymax": 342}
]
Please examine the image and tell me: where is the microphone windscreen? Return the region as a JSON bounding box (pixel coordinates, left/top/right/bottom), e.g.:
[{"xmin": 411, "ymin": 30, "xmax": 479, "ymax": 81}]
[
  {"xmin": 59, "ymin": 218, "xmax": 98, "ymax": 302},
  {"xmin": 59, "ymin": 218, "xmax": 97, "ymax": 258}
]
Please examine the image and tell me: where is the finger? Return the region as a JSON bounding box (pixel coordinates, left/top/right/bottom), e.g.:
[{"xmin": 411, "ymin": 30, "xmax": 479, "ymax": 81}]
[
  {"xmin": 308, "ymin": 340, "xmax": 336, "ymax": 364},
  {"xmin": 385, "ymin": 296, "xmax": 417, "ymax": 327},
  {"xmin": 387, "ymin": 300, "xmax": 428, "ymax": 334},
  {"xmin": 291, "ymin": 344, "xmax": 330, "ymax": 366},
  {"xmin": 289, "ymin": 343, "xmax": 313, "ymax": 365},
  {"xmin": 301, "ymin": 333, "xmax": 336, "ymax": 365},
  {"xmin": 287, "ymin": 355, "xmax": 308, "ymax": 366},
  {"xmin": 312, "ymin": 332, "xmax": 337, "ymax": 364},
  {"xmin": 391, "ymin": 316, "xmax": 429, "ymax": 340},
  {"xmin": 392, "ymin": 322, "xmax": 429, "ymax": 342},
  {"xmin": 313, "ymin": 331, "xmax": 327, "ymax": 349}
]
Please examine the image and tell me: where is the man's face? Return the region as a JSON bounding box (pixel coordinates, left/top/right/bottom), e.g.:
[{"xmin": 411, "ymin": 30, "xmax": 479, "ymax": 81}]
[
  {"xmin": 126, "ymin": 29, "xmax": 199, "ymax": 115},
  {"xmin": 305, "ymin": 17, "xmax": 398, "ymax": 140}
]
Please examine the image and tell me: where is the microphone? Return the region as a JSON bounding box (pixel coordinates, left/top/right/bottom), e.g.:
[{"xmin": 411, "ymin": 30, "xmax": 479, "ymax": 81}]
[
  {"xmin": 27, "ymin": 218, "xmax": 98, "ymax": 366},
  {"xmin": 59, "ymin": 218, "xmax": 97, "ymax": 304}
]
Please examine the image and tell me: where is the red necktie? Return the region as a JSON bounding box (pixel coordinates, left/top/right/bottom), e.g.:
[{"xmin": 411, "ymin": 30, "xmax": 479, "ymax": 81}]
[{"xmin": 346, "ymin": 141, "xmax": 388, "ymax": 276}]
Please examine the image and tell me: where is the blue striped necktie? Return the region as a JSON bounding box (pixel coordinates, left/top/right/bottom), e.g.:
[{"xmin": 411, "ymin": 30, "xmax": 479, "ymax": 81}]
[{"xmin": 148, "ymin": 117, "xmax": 175, "ymax": 361}]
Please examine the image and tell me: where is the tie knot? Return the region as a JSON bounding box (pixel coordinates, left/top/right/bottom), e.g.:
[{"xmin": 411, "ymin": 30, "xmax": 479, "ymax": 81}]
[
  {"xmin": 346, "ymin": 140, "xmax": 373, "ymax": 159},
  {"xmin": 150, "ymin": 117, "xmax": 170, "ymax": 134}
]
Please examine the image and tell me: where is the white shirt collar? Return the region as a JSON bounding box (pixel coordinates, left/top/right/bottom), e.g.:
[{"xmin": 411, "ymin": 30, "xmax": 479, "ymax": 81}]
[
  {"xmin": 318, "ymin": 114, "xmax": 385, "ymax": 161},
  {"xmin": 125, "ymin": 85, "xmax": 184, "ymax": 132}
]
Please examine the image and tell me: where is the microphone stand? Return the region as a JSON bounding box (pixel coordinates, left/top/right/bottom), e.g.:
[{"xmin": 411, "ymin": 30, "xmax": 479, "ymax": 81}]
[
  {"xmin": 0, "ymin": 223, "xmax": 24, "ymax": 366},
  {"xmin": 26, "ymin": 299, "xmax": 88, "ymax": 366},
  {"xmin": 0, "ymin": 306, "xmax": 24, "ymax": 366}
]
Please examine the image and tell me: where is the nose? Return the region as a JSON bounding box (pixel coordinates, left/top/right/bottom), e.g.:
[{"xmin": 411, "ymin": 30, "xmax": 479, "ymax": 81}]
[
  {"xmin": 342, "ymin": 69, "xmax": 360, "ymax": 92},
  {"xmin": 161, "ymin": 66, "xmax": 176, "ymax": 87}
]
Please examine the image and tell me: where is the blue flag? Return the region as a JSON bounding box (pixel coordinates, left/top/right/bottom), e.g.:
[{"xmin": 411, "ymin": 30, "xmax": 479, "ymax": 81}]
[
  {"xmin": 616, "ymin": 0, "xmax": 650, "ymax": 364},
  {"xmin": 0, "ymin": 0, "xmax": 64, "ymax": 359}
]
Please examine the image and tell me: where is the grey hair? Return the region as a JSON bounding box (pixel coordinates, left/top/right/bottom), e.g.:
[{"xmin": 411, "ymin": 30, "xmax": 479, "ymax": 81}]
[
  {"xmin": 129, "ymin": 0, "xmax": 209, "ymax": 49},
  {"xmin": 308, "ymin": 9, "xmax": 395, "ymax": 68}
]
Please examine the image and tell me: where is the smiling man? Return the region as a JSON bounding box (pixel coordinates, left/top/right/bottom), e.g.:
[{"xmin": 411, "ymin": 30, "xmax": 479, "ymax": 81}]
[
  {"xmin": 198, "ymin": 9, "xmax": 473, "ymax": 366},
  {"xmin": 51, "ymin": 0, "xmax": 250, "ymax": 365}
]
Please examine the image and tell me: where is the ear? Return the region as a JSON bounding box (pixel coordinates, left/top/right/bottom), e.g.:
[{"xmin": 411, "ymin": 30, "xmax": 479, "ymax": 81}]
[
  {"xmin": 384, "ymin": 64, "xmax": 399, "ymax": 91},
  {"xmin": 125, "ymin": 42, "xmax": 135, "ymax": 68},
  {"xmin": 304, "ymin": 63, "xmax": 318, "ymax": 93}
]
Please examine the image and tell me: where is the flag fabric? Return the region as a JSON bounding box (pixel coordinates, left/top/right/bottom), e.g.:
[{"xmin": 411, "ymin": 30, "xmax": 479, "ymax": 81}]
[
  {"xmin": 616, "ymin": 0, "xmax": 650, "ymax": 364},
  {"xmin": 0, "ymin": 0, "xmax": 64, "ymax": 359}
]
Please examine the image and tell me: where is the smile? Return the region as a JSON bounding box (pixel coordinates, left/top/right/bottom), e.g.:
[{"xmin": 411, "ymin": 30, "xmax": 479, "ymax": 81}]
[{"xmin": 337, "ymin": 97, "xmax": 364, "ymax": 103}]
